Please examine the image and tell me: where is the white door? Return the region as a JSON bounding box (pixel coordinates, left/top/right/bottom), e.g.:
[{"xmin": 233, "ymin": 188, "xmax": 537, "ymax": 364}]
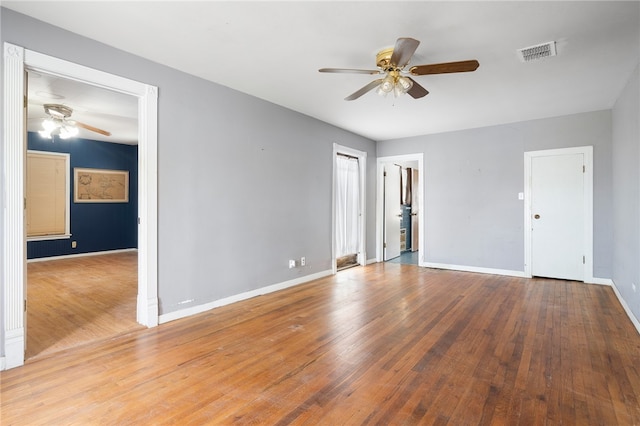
[
  {"xmin": 384, "ymin": 164, "xmax": 401, "ymax": 260},
  {"xmin": 531, "ymin": 153, "xmax": 584, "ymax": 280},
  {"xmin": 411, "ymin": 169, "xmax": 419, "ymax": 252}
]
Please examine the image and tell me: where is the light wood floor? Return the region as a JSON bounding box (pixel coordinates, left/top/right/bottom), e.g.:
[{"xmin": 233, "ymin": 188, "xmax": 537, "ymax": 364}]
[
  {"xmin": 26, "ymin": 251, "xmax": 142, "ymax": 360},
  {"xmin": 2, "ymin": 263, "xmax": 639, "ymax": 424}
]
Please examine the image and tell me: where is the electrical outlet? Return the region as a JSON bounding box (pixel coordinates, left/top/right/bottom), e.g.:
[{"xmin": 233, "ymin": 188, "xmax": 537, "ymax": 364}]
[
  {"xmin": 71, "ymin": 241, "xmax": 77, "ymax": 249},
  {"xmin": 289, "ymin": 259, "xmax": 296, "ymax": 269},
  {"xmin": 301, "ymin": 257, "xmax": 306, "ymax": 266}
]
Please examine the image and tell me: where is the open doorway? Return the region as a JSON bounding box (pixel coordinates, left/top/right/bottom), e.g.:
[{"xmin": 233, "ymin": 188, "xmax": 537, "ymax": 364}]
[
  {"xmin": 377, "ymin": 154, "xmax": 424, "ymax": 266},
  {"xmin": 333, "ymin": 144, "xmax": 367, "ymax": 272},
  {"xmin": 25, "ymin": 70, "xmax": 141, "ymax": 359},
  {"xmin": 3, "ymin": 43, "xmax": 158, "ymax": 369}
]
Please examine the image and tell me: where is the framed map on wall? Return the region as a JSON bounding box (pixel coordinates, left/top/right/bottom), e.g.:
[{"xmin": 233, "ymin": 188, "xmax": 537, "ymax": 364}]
[{"xmin": 74, "ymin": 168, "xmax": 129, "ymax": 203}]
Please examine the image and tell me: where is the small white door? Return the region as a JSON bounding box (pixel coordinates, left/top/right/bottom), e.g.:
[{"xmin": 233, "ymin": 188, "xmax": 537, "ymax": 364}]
[
  {"xmin": 384, "ymin": 165, "xmax": 401, "ymax": 260},
  {"xmin": 531, "ymin": 153, "xmax": 584, "ymax": 280}
]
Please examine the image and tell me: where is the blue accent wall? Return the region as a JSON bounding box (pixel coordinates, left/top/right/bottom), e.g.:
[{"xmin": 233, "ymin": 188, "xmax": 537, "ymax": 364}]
[{"xmin": 27, "ymin": 132, "xmax": 138, "ymax": 259}]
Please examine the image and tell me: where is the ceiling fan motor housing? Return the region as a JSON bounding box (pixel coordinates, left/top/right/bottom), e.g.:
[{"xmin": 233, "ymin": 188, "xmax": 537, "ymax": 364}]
[
  {"xmin": 44, "ymin": 103, "xmax": 73, "ymax": 119},
  {"xmin": 376, "ymin": 48, "xmax": 396, "ymax": 70}
]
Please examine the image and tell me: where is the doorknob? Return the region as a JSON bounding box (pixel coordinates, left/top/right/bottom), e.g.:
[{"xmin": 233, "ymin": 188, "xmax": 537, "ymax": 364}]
[{"xmin": 534, "ymin": 214, "xmax": 541, "ymax": 219}]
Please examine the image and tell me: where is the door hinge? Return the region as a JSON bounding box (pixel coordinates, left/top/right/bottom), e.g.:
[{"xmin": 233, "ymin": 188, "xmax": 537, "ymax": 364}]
[
  {"xmin": 383, "ymin": 242, "xmax": 387, "ymax": 248},
  {"xmin": 383, "ymin": 171, "xmax": 387, "ymax": 177},
  {"xmin": 583, "ymin": 255, "xmax": 585, "ymax": 264},
  {"xmin": 24, "ymin": 299, "xmax": 27, "ymax": 312},
  {"xmin": 583, "ymin": 165, "xmax": 585, "ymax": 173},
  {"xmin": 137, "ymin": 217, "xmax": 141, "ymax": 225},
  {"xmin": 24, "ymin": 95, "xmax": 28, "ymax": 109}
]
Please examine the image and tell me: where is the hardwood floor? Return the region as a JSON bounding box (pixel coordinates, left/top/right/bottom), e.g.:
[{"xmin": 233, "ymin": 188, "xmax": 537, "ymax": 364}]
[
  {"xmin": 26, "ymin": 251, "xmax": 142, "ymax": 360},
  {"xmin": 2, "ymin": 263, "xmax": 639, "ymax": 424}
]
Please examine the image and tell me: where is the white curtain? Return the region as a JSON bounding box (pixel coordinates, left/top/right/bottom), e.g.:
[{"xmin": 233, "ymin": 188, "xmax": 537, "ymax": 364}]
[{"xmin": 336, "ymin": 155, "xmax": 360, "ymax": 258}]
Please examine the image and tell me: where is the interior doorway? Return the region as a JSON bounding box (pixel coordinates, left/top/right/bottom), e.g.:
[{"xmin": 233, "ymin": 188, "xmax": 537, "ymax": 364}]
[
  {"xmin": 3, "ymin": 43, "xmax": 158, "ymax": 369},
  {"xmin": 333, "ymin": 144, "xmax": 367, "ymax": 272},
  {"xmin": 377, "ymin": 154, "xmax": 424, "ymax": 266},
  {"xmin": 25, "ymin": 70, "xmax": 141, "ymax": 359}
]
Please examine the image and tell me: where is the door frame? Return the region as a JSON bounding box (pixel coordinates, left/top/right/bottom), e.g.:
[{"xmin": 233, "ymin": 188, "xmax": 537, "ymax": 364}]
[
  {"xmin": 3, "ymin": 43, "xmax": 159, "ymax": 369},
  {"xmin": 524, "ymin": 146, "xmax": 593, "ymax": 281},
  {"xmin": 376, "ymin": 153, "xmax": 425, "ymax": 265},
  {"xmin": 332, "ymin": 143, "xmax": 367, "ymax": 273}
]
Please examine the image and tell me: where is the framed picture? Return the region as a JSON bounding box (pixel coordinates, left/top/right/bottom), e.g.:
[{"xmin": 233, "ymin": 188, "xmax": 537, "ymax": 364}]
[{"xmin": 74, "ymin": 168, "xmax": 129, "ymax": 203}]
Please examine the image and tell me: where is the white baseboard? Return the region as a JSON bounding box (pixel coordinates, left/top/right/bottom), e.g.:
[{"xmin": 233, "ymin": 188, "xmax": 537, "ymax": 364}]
[
  {"xmin": 3, "ymin": 328, "xmax": 25, "ymax": 370},
  {"xmin": 422, "ymin": 262, "xmax": 528, "ymax": 278},
  {"xmin": 610, "ymin": 280, "xmax": 640, "ymax": 335},
  {"xmin": 366, "ymin": 258, "xmax": 378, "ymax": 265},
  {"xmin": 1, "ymin": 356, "xmax": 6, "ymax": 371},
  {"xmin": 159, "ymin": 269, "xmax": 334, "ymax": 324},
  {"xmin": 586, "ymin": 277, "xmax": 613, "ymax": 286},
  {"xmin": 27, "ymin": 248, "xmax": 137, "ymax": 263}
]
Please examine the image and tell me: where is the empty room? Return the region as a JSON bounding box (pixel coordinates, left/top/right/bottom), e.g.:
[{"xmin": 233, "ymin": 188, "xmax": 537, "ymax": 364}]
[{"xmin": 1, "ymin": 2, "xmax": 639, "ymax": 424}]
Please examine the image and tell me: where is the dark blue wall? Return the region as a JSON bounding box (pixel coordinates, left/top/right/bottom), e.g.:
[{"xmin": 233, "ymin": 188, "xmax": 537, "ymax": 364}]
[{"xmin": 27, "ymin": 132, "xmax": 138, "ymax": 259}]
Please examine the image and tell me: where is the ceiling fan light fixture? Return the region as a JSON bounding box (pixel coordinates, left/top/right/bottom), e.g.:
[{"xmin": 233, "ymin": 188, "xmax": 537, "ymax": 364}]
[
  {"xmin": 38, "ymin": 119, "xmax": 56, "ymax": 138},
  {"xmin": 59, "ymin": 125, "xmax": 78, "ymax": 139},
  {"xmin": 39, "ymin": 116, "xmax": 78, "ymax": 140},
  {"xmin": 397, "ymin": 76, "xmax": 413, "ymax": 93},
  {"xmin": 38, "ymin": 129, "xmax": 52, "ymax": 139},
  {"xmin": 380, "ymin": 75, "xmax": 395, "ymax": 92},
  {"xmin": 42, "ymin": 118, "xmax": 57, "ymax": 131}
]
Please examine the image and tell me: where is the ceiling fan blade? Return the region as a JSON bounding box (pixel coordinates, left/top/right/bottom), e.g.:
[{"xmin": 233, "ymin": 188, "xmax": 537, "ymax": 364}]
[
  {"xmin": 73, "ymin": 121, "xmax": 112, "ymax": 136},
  {"xmin": 390, "ymin": 38, "xmax": 420, "ymax": 69},
  {"xmin": 344, "ymin": 79, "xmax": 384, "ymax": 101},
  {"xmin": 319, "ymin": 68, "xmax": 381, "ymax": 75},
  {"xmin": 409, "ymin": 60, "xmax": 480, "ymax": 76},
  {"xmin": 406, "ymin": 78, "xmax": 429, "ymax": 99}
]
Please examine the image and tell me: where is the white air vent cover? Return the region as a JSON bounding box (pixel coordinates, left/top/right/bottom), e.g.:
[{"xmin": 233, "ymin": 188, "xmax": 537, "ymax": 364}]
[{"xmin": 517, "ymin": 41, "xmax": 557, "ymax": 62}]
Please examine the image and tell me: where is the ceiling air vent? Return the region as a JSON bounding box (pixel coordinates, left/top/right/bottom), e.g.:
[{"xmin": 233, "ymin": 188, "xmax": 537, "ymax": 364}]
[{"xmin": 517, "ymin": 41, "xmax": 556, "ymax": 62}]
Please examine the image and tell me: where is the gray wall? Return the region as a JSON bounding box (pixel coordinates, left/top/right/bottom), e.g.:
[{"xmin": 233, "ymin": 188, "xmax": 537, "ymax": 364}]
[
  {"xmin": 378, "ymin": 110, "xmax": 613, "ymax": 278},
  {"xmin": 0, "ymin": 8, "xmax": 377, "ymax": 324},
  {"xmin": 612, "ymin": 63, "xmax": 640, "ymax": 323}
]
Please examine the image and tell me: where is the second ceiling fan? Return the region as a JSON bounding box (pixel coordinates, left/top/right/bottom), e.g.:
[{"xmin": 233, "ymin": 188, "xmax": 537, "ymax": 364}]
[{"xmin": 319, "ymin": 37, "xmax": 479, "ymax": 101}]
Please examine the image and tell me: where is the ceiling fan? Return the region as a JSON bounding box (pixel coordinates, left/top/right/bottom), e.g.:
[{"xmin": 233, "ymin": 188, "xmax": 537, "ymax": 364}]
[
  {"xmin": 319, "ymin": 37, "xmax": 479, "ymax": 101},
  {"xmin": 39, "ymin": 103, "xmax": 111, "ymax": 139}
]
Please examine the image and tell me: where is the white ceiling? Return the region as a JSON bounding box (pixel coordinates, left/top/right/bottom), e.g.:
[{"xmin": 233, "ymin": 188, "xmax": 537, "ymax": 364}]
[
  {"xmin": 27, "ymin": 71, "xmax": 139, "ymax": 144},
  {"xmin": 6, "ymin": 1, "xmax": 640, "ymax": 143}
]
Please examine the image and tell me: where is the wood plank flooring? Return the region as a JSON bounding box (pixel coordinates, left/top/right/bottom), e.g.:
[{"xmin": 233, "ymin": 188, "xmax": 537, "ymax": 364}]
[
  {"xmin": 26, "ymin": 251, "xmax": 142, "ymax": 360},
  {"xmin": 2, "ymin": 263, "xmax": 639, "ymax": 424}
]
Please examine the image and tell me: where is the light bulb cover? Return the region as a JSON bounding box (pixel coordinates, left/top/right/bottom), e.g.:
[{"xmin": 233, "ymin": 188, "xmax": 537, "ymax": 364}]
[
  {"xmin": 38, "ymin": 129, "xmax": 52, "ymax": 139},
  {"xmin": 42, "ymin": 119, "xmax": 56, "ymax": 131},
  {"xmin": 397, "ymin": 76, "xmax": 413, "ymax": 92}
]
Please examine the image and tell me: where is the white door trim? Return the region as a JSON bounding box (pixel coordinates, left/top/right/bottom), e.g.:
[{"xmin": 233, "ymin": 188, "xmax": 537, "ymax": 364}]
[
  {"xmin": 376, "ymin": 154, "xmax": 425, "ymax": 266},
  {"xmin": 332, "ymin": 144, "xmax": 367, "ymax": 273},
  {"xmin": 3, "ymin": 43, "xmax": 159, "ymax": 370},
  {"xmin": 524, "ymin": 146, "xmax": 593, "ymax": 282}
]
